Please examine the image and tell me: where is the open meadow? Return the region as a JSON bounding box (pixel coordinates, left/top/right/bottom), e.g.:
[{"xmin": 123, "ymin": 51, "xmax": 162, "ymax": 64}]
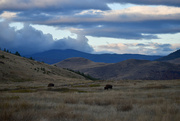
[
  {"xmin": 0, "ymin": 79, "xmax": 179, "ymax": 121},
  {"xmin": 1, "ymin": 0, "xmax": 180, "ymax": 120}
]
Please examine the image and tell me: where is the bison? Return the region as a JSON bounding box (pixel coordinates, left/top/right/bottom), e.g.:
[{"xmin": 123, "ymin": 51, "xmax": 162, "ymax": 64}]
[
  {"xmin": 48, "ymin": 83, "xmax": 54, "ymax": 87},
  {"xmin": 104, "ymin": 84, "xmax": 113, "ymax": 90}
]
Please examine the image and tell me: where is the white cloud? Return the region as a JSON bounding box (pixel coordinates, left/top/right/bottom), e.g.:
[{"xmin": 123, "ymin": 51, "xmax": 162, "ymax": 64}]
[
  {"xmin": 0, "ymin": 0, "xmax": 180, "ymax": 55},
  {"xmin": 76, "ymin": 9, "xmax": 104, "ymax": 16},
  {"xmin": 0, "ymin": 0, "xmax": 109, "ymax": 11},
  {"xmin": 95, "ymin": 42, "xmax": 180, "ymax": 55},
  {"xmin": 0, "ymin": 21, "xmax": 93, "ymax": 55},
  {"xmin": 75, "ymin": 6, "xmax": 180, "ymax": 22},
  {"xmin": 0, "ymin": 11, "xmax": 18, "ymax": 19}
]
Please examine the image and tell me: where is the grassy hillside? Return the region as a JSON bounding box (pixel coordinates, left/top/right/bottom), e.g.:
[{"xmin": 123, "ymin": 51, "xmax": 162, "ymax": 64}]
[
  {"xmin": 157, "ymin": 49, "xmax": 180, "ymax": 61},
  {"xmin": 0, "ymin": 51, "xmax": 179, "ymax": 121},
  {"xmin": 56, "ymin": 58, "xmax": 180, "ymax": 80},
  {"xmin": 0, "ymin": 50, "xmax": 89, "ymax": 87},
  {"xmin": 55, "ymin": 57, "xmax": 110, "ymax": 70}
]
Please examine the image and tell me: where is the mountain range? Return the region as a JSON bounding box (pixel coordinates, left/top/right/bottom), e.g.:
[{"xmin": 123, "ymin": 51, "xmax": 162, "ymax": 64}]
[
  {"xmin": 27, "ymin": 49, "xmax": 162, "ymax": 64},
  {"xmin": 55, "ymin": 49, "xmax": 180, "ymax": 80},
  {"xmin": 1, "ymin": 48, "xmax": 179, "ymax": 81}
]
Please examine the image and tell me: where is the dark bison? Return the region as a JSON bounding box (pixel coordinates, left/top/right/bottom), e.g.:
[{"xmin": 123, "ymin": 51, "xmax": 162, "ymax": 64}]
[
  {"xmin": 48, "ymin": 83, "xmax": 54, "ymax": 87},
  {"xmin": 104, "ymin": 84, "xmax": 113, "ymax": 90}
]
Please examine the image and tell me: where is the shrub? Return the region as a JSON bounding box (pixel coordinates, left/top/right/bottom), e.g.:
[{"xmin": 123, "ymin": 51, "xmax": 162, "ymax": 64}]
[
  {"xmin": 0, "ymin": 55, "xmax": 5, "ymax": 58},
  {"xmin": 14, "ymin": 51, "xmax": 21, "ymax": 56},
  {"xmin": 29, "ymin": 57, "xmax": 34, "ymax": 60}
]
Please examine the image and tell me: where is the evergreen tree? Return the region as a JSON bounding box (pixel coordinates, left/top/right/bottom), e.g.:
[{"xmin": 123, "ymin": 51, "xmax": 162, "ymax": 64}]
[{"xmin": 15, "ymin": 51, "xmax": 21, "ymax": 56}]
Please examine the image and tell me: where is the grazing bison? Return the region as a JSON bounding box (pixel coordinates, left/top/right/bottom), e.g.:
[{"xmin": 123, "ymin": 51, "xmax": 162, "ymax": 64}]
[
  {"xmin": 48, "ymin": 83, "xmax": 54, "ymax": 87},
  {"xmin": 104, "ymin": 84, "xmax": 113, "ymax": 90}
]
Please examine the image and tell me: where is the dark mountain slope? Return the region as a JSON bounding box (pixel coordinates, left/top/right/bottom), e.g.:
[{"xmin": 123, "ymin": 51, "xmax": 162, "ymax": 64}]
[
  {"xmin": 87, "ymin": 60, "xmax": 180, "ymax": 80},
  {"xmin": 56, "ymin": 58, "xmax": 180, "ymax": 80},
  {"xmin": 167, "ymin": 58, "xmax": 180, "ymax": 65},
  {"xmin": 157, "ymin": 49, "xmax": 180, "ymax": 61},
  {"xmin": 27, "ymin": 49, "xmax": 162, "ymax": 64}
]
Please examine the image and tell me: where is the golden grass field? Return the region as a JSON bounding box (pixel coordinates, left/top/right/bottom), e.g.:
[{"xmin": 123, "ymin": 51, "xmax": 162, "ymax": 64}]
[{"xmin": 0, "ymin": 79, "xmax": 180, "ymax": 121}]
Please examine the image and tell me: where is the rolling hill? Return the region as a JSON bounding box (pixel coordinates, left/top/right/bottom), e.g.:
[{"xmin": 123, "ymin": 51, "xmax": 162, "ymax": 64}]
[
  {"xmin": 156, "ymin": 49, "xmax": 180, "ymax": 65},
  {"xmin": 56, "ymin": 57, "xmax": 180, "ymax": 80},
  {"xmin": 27, "ymin": 49, "xmax": 162, "ymax": 64},
  {"xmin": 0, "ymin": 50, "xmax": 87, "ymax": 86},
  {"xmin": 55, "ymin": 57, "xmax": 110, "ymax": 70},
  {"xmin": 157, "ymin": 49, "xmax": 180, "ymax": 62}
]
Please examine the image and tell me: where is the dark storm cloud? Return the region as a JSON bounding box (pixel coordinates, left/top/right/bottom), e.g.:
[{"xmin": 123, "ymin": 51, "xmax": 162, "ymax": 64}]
[
  {"xmin": 0, "ymin": 0, "xmax": 110, "ymax": 12},
  {"xmin": 0, "ymin": 0, "xmax": 109, "ymax": 23},
  {"xmin": 0, "ymin": 0, "xmax": 180, "ymax": 40},
  {"xmin": 67, "ymin": 18, "xmax": 180, "ymax": 39},
  {"xmin": 1, "ymin": 0, "xmax": 179, "ymax": 13},
  {"xmin": 153, "ymin": 43, "xmax": 173, "ymax": 52},
  {"xmin": 73, "ymin": 26, "xmax": 159, "ymax": 40},
  {"xmin": 0, "ymin": 21, "xmax": 93, "ymax": 55}
]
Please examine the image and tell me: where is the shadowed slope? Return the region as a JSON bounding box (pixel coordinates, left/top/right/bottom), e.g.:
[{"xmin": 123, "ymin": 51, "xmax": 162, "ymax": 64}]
[
  {"xmin": 157, "ymin": 49, "xmax": 180, "ymax": 61},
  {"xmin": 56, "ymin": 58, "xmax": 180, "ymax": 80},
  {"xmin": 167, "ymin": 58, "xmax": 180, "ymax": 65}
]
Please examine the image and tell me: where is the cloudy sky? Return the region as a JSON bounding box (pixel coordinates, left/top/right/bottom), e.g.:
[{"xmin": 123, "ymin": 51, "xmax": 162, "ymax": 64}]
[{"xmin": 0, "ymin": 0, "xmax": 180, "ymax": 55}]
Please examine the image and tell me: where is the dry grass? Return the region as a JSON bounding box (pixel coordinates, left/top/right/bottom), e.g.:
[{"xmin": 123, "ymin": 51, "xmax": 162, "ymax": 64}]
[
  {"xmin": 1, "ymin": 50, "xmax": 179, "ymax": 120},
  {"xmin": 0, "ymin": 79, "xmax": 180, "ymax": 121}
]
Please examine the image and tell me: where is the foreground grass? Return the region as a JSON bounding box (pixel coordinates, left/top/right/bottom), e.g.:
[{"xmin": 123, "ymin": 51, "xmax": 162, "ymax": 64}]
[{"xmin": 0, "ymin": 80, "xmax": 180, "ymax": 121}]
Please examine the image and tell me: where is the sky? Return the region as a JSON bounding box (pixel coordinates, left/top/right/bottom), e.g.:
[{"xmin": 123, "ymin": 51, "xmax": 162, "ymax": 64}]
[{"xmin": 0, "ymin": 0, "xmax": 180, "ymax": 55}]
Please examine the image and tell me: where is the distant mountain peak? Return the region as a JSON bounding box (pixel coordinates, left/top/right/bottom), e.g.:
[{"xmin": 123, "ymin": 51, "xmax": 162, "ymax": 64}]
[{"xmin": 27, "ymin": 49, "xmax": 162, "ymax": 64}]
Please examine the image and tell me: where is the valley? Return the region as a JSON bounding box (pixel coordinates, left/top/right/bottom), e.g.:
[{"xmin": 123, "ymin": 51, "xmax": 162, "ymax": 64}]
[{"xmin": 0, "ymin": 49, "xmax": 180, "ymax": 121}]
